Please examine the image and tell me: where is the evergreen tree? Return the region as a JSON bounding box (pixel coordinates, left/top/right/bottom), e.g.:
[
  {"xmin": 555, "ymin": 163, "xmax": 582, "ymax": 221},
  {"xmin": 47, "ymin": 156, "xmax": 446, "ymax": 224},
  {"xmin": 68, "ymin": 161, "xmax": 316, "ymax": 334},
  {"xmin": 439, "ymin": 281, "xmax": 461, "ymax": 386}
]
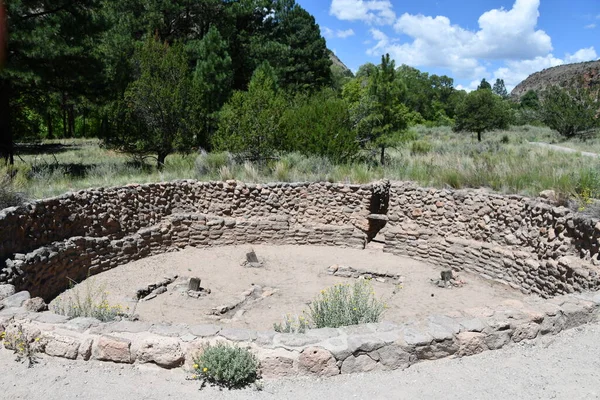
[
  {"xmin": 477, "ymin": 78, "xmax": 492, "ymax": 91},
  {"xmin": 454, "ymin": 89, "xmax": 511, "ymax": 141},
  {"xmin": 213, "ymin": 62, "xmax": 287, "ymax": 162},
  {"xmin": 191, "ymin": 25, "xmax": 233, "ymax": 149},
  {"xmin": 492, "ymin": 79, "xmax": 508, "ymax": 98},
  {"xmin": 365, "ymin": 54, "xmax": 408, "ymax": 165},
  {"xmin": 0, "ymin": 0, "xmax": 104, "ymax": 164},
  {"xmin": 266, "ymin": 0, "xmax": 332, "ymax": 92},
  {"xmin": 520, "ymin": 90, "xmax": 540, "ymax": 109},
  {"xmin": 540, "ymin": 85, "xmax": 599, "ymax": 138},
  {"xmin": 107, "ymin": 36, "xmax": 197, "ymax": 168}
]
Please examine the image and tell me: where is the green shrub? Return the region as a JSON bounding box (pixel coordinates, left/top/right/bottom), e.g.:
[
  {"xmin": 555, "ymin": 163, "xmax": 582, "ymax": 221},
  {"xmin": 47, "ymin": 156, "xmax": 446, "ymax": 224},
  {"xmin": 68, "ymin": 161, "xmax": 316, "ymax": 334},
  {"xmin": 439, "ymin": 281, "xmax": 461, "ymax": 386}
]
[
  {"xmin": 273, "ymin": 314, "xmax": 308, "ymax": 334},
  {"xmin": 51, "ymin": 278, "xmax": 129, "ymax": 322},
  {"xmin": 195, "ymin": 151, "xmax": 233, "ymax": 177},
  {"xmin": 410, "ymin": 140, "xmax": 433, "ymax": 155},
  {"xmin": 193, "ymin": 343, "xmax": 259, "ymax": 389},
  {"xmin": 1, "ymin": 324, "xmax": 42, "ymax": 367},
  {"xmin": 308, "ymin": 280, "xmax": 385, "ymax": 328}
]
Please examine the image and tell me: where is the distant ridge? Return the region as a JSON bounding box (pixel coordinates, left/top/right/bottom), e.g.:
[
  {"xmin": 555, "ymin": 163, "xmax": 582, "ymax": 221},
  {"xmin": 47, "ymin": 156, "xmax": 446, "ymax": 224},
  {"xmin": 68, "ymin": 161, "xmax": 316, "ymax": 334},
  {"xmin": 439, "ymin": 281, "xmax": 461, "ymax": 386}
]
[
  {"xmin": 511, "ymin": 60, "xmax": 600, "ymax": 98},
  {"xmin": 328, "ymin": 50, "xmax": 353, "ymax": 77}
]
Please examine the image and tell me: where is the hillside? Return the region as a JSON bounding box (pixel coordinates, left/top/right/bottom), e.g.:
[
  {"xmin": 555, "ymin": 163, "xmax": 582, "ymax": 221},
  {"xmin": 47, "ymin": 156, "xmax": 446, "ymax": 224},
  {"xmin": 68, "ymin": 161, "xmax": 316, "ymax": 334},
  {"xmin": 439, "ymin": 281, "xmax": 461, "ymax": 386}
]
[
  {"xmin": 511, "ymin": 60, "xmax": 600, "ymax": 98},
  {"xmin": 329, "ymin": 51, "xmax": 353, "ymax": 77}
]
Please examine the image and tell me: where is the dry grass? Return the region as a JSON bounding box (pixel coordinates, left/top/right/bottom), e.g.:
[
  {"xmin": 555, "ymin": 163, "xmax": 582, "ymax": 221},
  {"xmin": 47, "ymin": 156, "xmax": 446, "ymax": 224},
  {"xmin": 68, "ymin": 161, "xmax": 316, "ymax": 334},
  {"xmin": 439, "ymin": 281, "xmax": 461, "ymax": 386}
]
[{"xmin": 2, "ymin": 126, "xmax": 599, "ymax": 203}]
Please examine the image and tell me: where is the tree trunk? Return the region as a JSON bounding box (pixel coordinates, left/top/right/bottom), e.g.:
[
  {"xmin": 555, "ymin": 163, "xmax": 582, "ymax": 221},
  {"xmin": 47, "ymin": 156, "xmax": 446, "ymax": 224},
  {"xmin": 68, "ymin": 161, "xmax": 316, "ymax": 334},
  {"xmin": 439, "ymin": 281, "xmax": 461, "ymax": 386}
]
[
  {"xmin": 0, "ymin": 79, "xmax": 13, "ymax": 165},
  {"xmin": 477, "ymin": 131, "xmax": 482, "ymax": 142},
  {"xmin": 68, "ymin": 104, "xmax": 75, "ymax": 137},
  {"xmin": 380, "ymin": 145, "xmax": 386, "ymax": 166},
  {"xmin": 157, "ymin": 151, "xmax": 167, "ymax": 170},
  {"xmin": 47, "ymin": 112, "xmax": 53, "ymax": 139}
]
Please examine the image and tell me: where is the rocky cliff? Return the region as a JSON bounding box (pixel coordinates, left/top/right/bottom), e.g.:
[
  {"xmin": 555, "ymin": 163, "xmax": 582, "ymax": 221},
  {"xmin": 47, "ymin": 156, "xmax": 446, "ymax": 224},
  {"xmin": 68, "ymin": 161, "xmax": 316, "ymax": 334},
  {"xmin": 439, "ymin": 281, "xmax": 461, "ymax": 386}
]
[{"xmin": 511, "ymin": 60, "xmax": 600, "ymax": 98}]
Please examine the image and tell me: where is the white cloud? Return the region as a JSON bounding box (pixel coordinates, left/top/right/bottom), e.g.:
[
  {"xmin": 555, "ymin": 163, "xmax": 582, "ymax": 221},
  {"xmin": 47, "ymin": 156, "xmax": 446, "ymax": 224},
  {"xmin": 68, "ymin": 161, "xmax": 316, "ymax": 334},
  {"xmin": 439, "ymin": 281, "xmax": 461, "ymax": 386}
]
[
  {"xmin": 322, "ymin": 27, "xmax": 356, "ymax": 39},
  {"xmin": 565, "ymin": 47, "xmax": 598, "ymax": 63},
  {"xmin": 585, "ymin": 23, "xmax": 596, "ymax": 29},
  {"xmin": 490, "ymin": 47, "xmax": 598, "ymax": 92},
  {"xmin": 330, "ymin": 0, "xmax": 396, "ymax": 25},
  {"xmin": 337, "ymin": 29, "xmax": 356, "ymax": 38}
]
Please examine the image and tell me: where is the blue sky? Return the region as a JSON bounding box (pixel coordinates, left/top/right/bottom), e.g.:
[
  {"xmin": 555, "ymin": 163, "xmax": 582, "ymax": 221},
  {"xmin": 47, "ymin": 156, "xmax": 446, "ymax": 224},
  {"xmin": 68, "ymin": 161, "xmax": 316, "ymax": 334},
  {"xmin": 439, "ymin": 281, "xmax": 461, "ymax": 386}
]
[{"xmin": 298, "ymin": 0, "xmax": 600, "ymax": 91}]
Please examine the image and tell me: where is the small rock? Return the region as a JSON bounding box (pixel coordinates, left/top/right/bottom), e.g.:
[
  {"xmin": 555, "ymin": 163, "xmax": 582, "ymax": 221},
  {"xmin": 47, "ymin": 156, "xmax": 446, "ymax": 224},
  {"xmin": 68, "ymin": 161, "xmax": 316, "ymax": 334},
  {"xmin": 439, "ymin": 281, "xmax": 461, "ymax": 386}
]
[
  {"xmin": 142, "ymin": 293, "xmax": 157, "ymax": 302},
  {"xmin": 375, "ymin": 278, "xmax": 386, "ymax": 283},
  {"xmin": 24, "ymin": 297, "xmax": 48, "ymax": 312},
  {"xmin": 152, "ymin": 286, "xmax": 167, "ymax": 295},
  {"xmin": 0, "ymin": 284, "xmax": 16, "ymax": 301}
]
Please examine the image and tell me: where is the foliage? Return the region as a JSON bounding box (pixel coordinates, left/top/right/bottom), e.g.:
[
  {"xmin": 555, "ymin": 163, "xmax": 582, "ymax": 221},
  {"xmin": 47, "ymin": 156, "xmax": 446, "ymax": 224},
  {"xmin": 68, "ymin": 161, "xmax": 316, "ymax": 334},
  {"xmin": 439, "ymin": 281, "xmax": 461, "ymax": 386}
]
[
  {"xmin": 308, "ymin": 280, "xmax": 385, "ymax": 329},
  {"xmin": 192, "ymin": 343, "xmax": 260, "ymax": 390},
  {"xmin": 105, "ymin": 36, "xmax": 197, "ymax": 168},
  {"xmin": 477, "ymin": 78, "xmax": 492, "ymax": 90},
  {"xmin": 492, "ymin": 79, "xmax": 508, "ymax": 98},
  {"xmin": 520, "ymin": 90, "xmax": 540, "ymax": 110},
  {"xmin": 1, "ymin": 323, "xmax": 42, "ymax": 368},
  {"xmin": 51, "ymin": 278, "xmax": 130, "ymax": 322},
  {"xmin": 539, "ymin": 85, "xmax": 599, "ymax": 138},
  {"xmin": 273, "ymin": 314, "xmax": 308, "ymax": 334},
  {"xmin": 213, "ymin": 62, "xmax": 287, "ymax": 162},
  {"xmin": 281, "ymin": 90, "xmax": 359, "ymax": 162},
  {"xmin": 454, "ymin": 89, "xmax": 512, "ymax": 141},
  {"xmin": 191, "ymin": 25, "xmax": 233, "ymax": 148},
  {"xmin": 353, "ymin": 54, "xmax": 409, "ymax": 164}
]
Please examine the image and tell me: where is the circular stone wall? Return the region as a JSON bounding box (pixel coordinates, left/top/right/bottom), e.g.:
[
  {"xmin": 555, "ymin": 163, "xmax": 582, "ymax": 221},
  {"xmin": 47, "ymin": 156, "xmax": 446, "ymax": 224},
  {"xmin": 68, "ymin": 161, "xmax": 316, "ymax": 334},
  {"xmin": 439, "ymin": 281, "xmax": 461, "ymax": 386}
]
[{"xmin": 0, "ymin": 180, "xmax": 599, "ymax": 376}]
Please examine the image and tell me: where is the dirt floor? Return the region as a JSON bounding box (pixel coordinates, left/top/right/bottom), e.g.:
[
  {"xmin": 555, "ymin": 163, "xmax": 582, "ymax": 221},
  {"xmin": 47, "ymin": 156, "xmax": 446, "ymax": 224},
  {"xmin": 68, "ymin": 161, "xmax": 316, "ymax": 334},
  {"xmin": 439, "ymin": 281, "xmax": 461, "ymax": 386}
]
[{"xmin": 52, "ymin": 245, "xmax": 526, "ymax": 330}]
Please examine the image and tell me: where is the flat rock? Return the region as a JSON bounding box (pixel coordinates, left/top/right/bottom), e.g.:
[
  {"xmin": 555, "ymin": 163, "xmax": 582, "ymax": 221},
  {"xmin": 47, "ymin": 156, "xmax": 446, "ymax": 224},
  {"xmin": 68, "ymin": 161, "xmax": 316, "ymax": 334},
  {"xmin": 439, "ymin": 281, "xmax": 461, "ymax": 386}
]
[
  {"xmin": 2, "ymin": 291, "xmax": 30, "ymax": 308},
  {"xmin": 105, "ymin": 321, "xmax": 151, "ymax": 334},
  {"xmin": 188, "ymin": 324, "xmax": 221, "ymax": 337},
  {"xmin": 150, "ymin": 324, "xmax": 189, "ymax": 337},
  {"xmin": 401, "ymin": 324, "xmax": 433, "ymax": 346},
  {"xmin": 42, "ymin": 332, "xmax": 81, "ymax": 360},
  {"xmin": 219, "ymin": 328, "xmax": 257, "ymax": 342},
  {"xmin": 275, "ymin": 333, "xmax": 321, "ymax": 349},
  {"xmin": 64, "ymin": 317, "xmax": 102, "ymax": 332},
  {"xmin": 31, "ymin": 312, "xmax": 69, "ymax": 324}
]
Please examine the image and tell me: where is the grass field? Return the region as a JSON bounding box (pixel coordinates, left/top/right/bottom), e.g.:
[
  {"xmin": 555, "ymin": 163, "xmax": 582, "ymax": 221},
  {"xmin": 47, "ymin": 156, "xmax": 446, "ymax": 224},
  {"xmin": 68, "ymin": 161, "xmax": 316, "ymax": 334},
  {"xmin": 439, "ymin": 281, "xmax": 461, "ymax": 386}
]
[{"xmin": 2, "ymin": 125, "xmax": 600, "ymax": 209}]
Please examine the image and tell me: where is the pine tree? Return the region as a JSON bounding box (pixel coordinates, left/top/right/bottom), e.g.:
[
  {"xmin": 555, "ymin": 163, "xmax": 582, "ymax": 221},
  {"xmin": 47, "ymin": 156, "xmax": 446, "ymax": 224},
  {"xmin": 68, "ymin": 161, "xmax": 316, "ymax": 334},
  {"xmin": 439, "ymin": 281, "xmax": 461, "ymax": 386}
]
[
  {"xmin": 108, "ymin": 36, "xmax": 197, "ymax": 168},
  {"xmin": 492, "ymin": 79, "xmax": 509, "ymax": 98},
  {"xmin": 477, "ymin": 78, "xmax": 492, "ymax": 91},
  {"xmin": 213, "ymin": 62, "xmax": 287, "ymax": 162},
  {"xmin": 191, "ymin": 25, "xmax": 233, "ymax": 149}
]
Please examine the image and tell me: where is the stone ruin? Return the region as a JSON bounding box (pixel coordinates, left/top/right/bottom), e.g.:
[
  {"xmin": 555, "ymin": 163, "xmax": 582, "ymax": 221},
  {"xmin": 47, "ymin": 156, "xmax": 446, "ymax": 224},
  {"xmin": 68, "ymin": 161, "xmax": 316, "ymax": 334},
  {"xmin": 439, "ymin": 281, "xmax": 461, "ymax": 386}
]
[{"xmin": 0, "ymin": 179, "xmax": 599, "ymax": 377}]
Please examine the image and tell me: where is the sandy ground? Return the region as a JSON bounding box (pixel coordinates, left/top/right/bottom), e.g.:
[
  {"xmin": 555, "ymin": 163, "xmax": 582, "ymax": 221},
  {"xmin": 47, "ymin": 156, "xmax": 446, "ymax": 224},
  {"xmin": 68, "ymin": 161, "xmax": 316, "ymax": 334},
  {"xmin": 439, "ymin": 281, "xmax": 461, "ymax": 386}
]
[
  {"xmin": 1, "ymin": 322, "xmax": 599, "ymax": 400},
  {"xmin": 52, "ymin": 245, "xmax": 525, "ymax": 329}
]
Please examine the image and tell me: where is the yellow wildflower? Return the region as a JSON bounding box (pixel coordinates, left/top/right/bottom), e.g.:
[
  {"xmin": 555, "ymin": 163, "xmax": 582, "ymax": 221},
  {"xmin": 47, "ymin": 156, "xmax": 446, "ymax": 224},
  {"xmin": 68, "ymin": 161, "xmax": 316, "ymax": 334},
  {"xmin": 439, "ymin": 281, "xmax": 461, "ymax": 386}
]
[
  {"xmin": 193, "ymin": 364, "xmax": 199, "ymax": 369},
  {"xmin": 203, "ymin": 367, "xmax": 208, "ymax": 372}
]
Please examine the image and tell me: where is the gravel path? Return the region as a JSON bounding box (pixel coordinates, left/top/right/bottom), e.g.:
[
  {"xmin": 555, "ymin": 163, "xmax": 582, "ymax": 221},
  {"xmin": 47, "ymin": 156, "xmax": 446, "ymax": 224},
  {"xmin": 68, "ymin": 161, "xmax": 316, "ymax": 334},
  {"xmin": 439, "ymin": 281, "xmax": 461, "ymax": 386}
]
[
  {"xmin": 1, "ymin": 322, "xmax": 599, "ymax": 400},
  {"xmin": 529, "ymin": 142, "xmax": 600, "ymax": 158}
]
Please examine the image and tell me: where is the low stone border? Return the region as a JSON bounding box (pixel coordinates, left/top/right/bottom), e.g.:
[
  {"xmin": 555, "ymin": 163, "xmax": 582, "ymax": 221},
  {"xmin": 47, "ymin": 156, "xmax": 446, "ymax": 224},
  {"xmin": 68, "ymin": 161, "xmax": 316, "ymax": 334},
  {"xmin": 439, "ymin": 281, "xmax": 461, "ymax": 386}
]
[{"xmin": 1, "ymin": 285, "xmax": 598, "ymax": 377}]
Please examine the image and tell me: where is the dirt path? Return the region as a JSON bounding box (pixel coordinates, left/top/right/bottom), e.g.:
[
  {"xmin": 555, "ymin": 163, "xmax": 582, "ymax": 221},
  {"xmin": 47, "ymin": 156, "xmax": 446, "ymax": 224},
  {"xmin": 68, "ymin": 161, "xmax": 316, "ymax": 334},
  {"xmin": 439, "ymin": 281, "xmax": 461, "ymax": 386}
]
[
  {"xmin": 529, "ymin": 141, "xmax": 600, "ymax": 158},
  {"xmin": 1, "ymin": 322, "xmax": 599, "ymax": 400}
]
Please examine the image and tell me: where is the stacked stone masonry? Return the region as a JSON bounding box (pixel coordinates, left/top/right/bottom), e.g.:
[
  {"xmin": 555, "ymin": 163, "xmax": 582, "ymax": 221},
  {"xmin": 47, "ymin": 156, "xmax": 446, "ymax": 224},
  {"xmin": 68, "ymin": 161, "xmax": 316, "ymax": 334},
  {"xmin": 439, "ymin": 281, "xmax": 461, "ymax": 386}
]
[{"xmin": 1, "ymin": 179, "xmax": 600, "ymax": 376}]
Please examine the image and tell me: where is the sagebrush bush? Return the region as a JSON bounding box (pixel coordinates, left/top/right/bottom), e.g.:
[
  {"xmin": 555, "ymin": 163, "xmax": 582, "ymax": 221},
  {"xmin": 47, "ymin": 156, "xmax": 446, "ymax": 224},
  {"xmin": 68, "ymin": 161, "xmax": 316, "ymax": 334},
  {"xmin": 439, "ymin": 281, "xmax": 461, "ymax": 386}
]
[
  {"xmin": 51, "ymin": 278, "xmax": 129, "ymax": 322},
  {"xmin": 309, "ymin": 280, "xmax": 385, "ymax": 328},
  {"xmin": 273, "ymin": 314, "xmax": 308, "ymax": 334},
  {"xmin": 410, "ymin": 140, "xmax": 433, "ymax": 155},
  {"xmin": 193, "ymin": 343, "xmax": 259, "ymax": 389}
]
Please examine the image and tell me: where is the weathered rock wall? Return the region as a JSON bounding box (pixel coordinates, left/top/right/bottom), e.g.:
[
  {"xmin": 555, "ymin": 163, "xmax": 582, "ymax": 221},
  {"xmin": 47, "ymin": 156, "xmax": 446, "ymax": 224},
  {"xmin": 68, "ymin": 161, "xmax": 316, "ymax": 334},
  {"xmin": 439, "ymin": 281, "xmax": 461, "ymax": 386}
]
[
  {"xmin": 384, "ymin": 182, "xmax": 600, "ymax": 296},
  {"xmin": 2, "ymin": 179, "xmax": 600, "ymax": 301}
]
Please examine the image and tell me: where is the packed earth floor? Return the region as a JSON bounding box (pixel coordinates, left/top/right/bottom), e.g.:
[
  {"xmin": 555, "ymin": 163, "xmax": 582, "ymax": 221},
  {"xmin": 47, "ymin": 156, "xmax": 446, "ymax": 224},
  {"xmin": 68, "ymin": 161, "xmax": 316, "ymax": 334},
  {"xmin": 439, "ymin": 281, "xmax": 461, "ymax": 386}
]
[{"xmin": 52, "ymin": 245, "xmax": 528, "ymax": 330}]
